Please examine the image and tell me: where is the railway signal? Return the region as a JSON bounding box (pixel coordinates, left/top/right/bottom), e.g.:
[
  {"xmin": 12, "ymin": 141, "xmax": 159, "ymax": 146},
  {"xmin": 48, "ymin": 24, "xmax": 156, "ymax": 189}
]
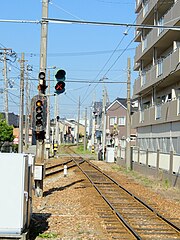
[
  {"xmin": 35, "ymin": 99, "xmax": 43, "ymax": 128},
  {"xmin": 54, "ymin": 69, "xmax": 66, "ymax": 94},
  {"xmin": 31, "ymin": 95, "xmax": 47, "ymax": 136},
  {"xmin": 38, "ymin": 71, "xmax": 47, "ymax": 93}
]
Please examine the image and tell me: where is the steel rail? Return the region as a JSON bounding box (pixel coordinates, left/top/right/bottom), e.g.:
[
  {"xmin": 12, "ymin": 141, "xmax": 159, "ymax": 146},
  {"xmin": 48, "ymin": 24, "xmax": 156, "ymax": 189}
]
[
  {"xmin": 56, "ymin": 145, "xmax": 180, "ymax": 238},
  {"xmin": 72, "ymin": 158, "xmax": 142, "ymax": 240},
  {"xmin": 45, "ymin": 159, "xmax": 84, "ymax": 177},
  {"xmin": 46, "ymin": 159, "xmax": 73, "ymax": 171},
  {"xmin": 88, "ymin": 160, "xmax": 180, "ymax": 233}
]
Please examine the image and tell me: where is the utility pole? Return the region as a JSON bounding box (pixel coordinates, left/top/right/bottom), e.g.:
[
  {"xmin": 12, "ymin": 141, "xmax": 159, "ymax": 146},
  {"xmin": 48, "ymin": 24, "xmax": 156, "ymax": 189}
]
[
  {"xmin": 1, "ymin": 49, "xmax": 11, "ymax": 124},
  {"xmin": 45, "ymin": 70, "xmax": 51, "ymax": 159},
  {"xmin": 84, "ymin": 107, "xmax": 87, "ymax": 151},
  {"xmin": 102, "ymin": 87, "xmax": 107, "ymax": 160},
  {"xmin": 18, "ymin": 53, "xmax": 25, "ymax": 153},
  {"xmin": 55, "ymin": 94, "xmax": 59, "ymax": 144},
  {"xmin": 35, "ymin": 0, "xmax": 49, "ymax": 197},
  {"xmin": 77, "ymin": 96, "xmax": 80, "ymax": 145},
  {"xmin": 126, "ymin": 57, "xmax": 132, "ymax": 170},
  {"xmin": 0, "ymin": 48, "xmax": 16, "ymax": 124},
  {"xmin": 91, "ymin": 93, "xmax": 96, "ymax": 152},
  {"xmin": 25, "ymin": 65, "xmax": 31, "ymax": 150}
]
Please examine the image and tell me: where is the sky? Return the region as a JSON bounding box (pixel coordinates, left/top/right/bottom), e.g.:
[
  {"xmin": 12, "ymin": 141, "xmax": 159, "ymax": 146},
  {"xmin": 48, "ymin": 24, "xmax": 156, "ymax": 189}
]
[{"xmin": 0, "ymin": 0, "xmax": 137, "ymax": 120}]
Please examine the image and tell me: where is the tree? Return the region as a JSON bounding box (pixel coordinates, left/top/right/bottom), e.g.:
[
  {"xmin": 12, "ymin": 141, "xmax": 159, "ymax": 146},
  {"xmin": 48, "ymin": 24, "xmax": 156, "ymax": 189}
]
[{"xmin": 0, "ymin": 115, "xmax": 14, "ymax": 142}]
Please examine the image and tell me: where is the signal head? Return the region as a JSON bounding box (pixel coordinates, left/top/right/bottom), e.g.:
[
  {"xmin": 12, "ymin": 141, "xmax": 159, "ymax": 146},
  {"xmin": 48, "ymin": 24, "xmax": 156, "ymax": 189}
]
[{"xmin": 55, "ymin": 69, "xmax": 66, "ymax": 81}]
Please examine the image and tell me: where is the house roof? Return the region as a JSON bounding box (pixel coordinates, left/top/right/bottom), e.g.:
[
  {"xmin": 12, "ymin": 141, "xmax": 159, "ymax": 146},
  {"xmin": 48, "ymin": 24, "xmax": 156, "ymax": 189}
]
[
  {"xmin": 106, "ymin": 97, "xmax": 138, "ymax": 114},
  {"xmin": 0, "ymin": 112, "xmax": 19, "ymax": 127},
  {"xmin": 106, "ymin": 98, "xmax": 127, "ymax": 111}
]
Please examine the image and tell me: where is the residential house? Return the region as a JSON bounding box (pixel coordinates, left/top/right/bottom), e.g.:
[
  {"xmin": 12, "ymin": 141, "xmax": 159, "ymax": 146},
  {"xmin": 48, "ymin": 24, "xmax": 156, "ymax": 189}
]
[
  {"xmin": 0, "ymin": 112, "xmax": 19, "ymax": 127},
  {"xmin": 90, "ymin": 101, "xmax": 103, "ymax": 146},
  {"xmin": 132, "ymin": 0, "xmax": 180, "ymax": 154},
  {"xmin": 106, "ymin": 98, "xmax": 137, "ymax": 147},
  {"xmin": 51, "ymin": 118, "xmax": 85, "ymax": 144}
]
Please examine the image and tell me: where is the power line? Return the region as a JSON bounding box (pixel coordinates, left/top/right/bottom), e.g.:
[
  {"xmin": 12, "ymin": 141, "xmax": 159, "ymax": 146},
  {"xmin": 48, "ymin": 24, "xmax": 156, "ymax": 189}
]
[
  {"xmin": 0, "ymin": 17, "xmax": 179, "ymax": 30},
  {"xmin": 44, "ymin": 17, "xmax": 180, "ymax": 31},
  {"xmin": 22, "ymin": 48, "xmax": 135, "ymax": 57},
  {"xmin": 94, "ymin": 0, "xmax": 133, "ymax": 4}
]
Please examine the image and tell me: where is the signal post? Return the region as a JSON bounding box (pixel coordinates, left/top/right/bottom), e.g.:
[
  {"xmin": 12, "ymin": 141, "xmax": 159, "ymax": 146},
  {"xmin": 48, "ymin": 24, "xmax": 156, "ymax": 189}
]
[
  {"xmin": 32, "ymin": 0, "xmax": 66, "ymax": 197},
  {"xmin": 34, "ymin": 0, "xmax": 49, "ymax": 197}
]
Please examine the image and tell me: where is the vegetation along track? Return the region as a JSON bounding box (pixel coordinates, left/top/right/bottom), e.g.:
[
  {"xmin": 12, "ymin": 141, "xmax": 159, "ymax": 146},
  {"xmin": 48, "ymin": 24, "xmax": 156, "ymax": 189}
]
[{"xmin": 45, "ymin": 146, "xmax": 180, "ymax": 239}]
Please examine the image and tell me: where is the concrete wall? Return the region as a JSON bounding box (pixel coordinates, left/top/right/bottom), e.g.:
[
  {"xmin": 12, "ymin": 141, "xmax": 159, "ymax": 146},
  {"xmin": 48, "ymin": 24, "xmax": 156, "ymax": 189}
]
[{"xmin": 116, "ymin": 146, "xmax": 180, "ymax": 188}]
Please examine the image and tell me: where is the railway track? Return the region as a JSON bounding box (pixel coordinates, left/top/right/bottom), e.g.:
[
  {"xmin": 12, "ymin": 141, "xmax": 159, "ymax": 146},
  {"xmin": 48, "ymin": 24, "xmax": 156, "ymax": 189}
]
[
  {"xmin": 45, "ymin": 157, "xmax": 84, "ymax": 177},
  {"xmin": 45, "ymin": 147, "xmax": 180, "ymax": 239}
]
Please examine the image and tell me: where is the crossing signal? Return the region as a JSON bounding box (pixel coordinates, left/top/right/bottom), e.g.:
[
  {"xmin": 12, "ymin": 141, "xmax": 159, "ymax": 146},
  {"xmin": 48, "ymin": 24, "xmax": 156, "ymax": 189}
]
[{"xmin": 54, "ymin": 69, "xmax": 66, "ymax": 95}]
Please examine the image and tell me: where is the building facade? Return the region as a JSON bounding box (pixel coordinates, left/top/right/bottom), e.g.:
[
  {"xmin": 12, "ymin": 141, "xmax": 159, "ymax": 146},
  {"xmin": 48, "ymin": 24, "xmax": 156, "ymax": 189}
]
[
  {"xmin": 132, "ymin": 0, "xmax": 180, "ymax": 153},
  {"xmin": 106, "ymin": 98, "xmax": 137, "ymax": 147}
]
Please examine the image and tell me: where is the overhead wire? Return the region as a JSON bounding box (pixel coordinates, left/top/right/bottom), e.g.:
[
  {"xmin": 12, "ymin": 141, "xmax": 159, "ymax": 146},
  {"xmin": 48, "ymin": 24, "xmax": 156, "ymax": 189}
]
[
  {"xmin": 50, "ymin": 0, "xmax": 136, "ymax": 107},
  {"xmin": 80, "ymin": 0, "xmax": 175, "ymax": 104},
  {"xmin": 81, "ymin": 21, "xmax": 136, "ymax": 104}
]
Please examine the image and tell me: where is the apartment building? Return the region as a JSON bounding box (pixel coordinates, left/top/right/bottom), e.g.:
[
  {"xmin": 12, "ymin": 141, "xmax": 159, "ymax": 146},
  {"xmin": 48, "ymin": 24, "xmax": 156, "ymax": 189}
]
[{"xmin": 132, "ymin": 0, "xmax": 180, "ymax": 153}]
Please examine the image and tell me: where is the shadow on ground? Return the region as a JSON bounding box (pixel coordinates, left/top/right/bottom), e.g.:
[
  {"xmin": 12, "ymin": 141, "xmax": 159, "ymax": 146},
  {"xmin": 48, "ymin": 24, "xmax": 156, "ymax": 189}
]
[
  {"xmin": 29, "ymin": 213, "xmax": 51, "ymax": 240},
  {"xmin": 43, "ymin": 179, "xmax": 85, "ymax": 197}
]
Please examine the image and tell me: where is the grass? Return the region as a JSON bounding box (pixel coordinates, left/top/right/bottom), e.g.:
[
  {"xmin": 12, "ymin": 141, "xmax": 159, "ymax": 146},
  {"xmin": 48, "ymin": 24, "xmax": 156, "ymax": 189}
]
[
  {"xmin": 110, "ymin": 164, "xmax": 162, "ymax": 188},
  {"xmin": 70, "ymin": 144, "xmax": 96, "ymax": 156},
  {"xmin": 38, "ymin": 232, "xmax": 58, "ymax": 239}
]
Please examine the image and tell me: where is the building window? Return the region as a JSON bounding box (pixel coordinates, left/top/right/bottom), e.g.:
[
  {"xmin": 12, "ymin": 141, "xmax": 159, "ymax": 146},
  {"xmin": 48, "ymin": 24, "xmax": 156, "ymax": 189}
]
[
  {"xmin": 156, "ymin": 58, "xmax": 163, "ymax": 77},
  {"xmin": 143, "ymin": 1, "xmax": 148, "ymax": 17},
  {"xmin": 118, "ymin": 117, "xmax": 126, "ymax": 126},
  {"xmin": 178, "ymin": 95, "xmax": 180, "ymax": 114},
  {"xmin": 141, "ymin": 71, "xmax": 146, "ymax": 86},
  {"xmin": 109, "ymin": 117, "xmax": 117, "ymax": 126},
  {"xmin": 140, "ymin": 110, "xmax": 144, "ymax": 123},
  {"xmin": 158, "ymin": 16, "xmax": 164, "ymax": 36},
  {"xmin": 156, "ymin": 104, "xmax": 162, "ymax": 119},
  {"xmin": 142, "ymin": 37, "xmax": 147, "ymax": 52}
]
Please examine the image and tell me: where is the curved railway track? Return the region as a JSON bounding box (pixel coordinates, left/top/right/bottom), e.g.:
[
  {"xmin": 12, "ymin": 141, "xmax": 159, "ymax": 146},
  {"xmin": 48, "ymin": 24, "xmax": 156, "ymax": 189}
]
[{"xmin": 45, "ymin": 147, "xmax": 180, "ymax": 239}]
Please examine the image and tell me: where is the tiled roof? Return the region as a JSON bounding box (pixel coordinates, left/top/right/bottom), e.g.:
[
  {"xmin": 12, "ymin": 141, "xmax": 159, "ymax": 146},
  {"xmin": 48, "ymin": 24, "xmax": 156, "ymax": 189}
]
[{"xmin": 0, "ymin": 112, "xmax": 19, "ymax": 127}]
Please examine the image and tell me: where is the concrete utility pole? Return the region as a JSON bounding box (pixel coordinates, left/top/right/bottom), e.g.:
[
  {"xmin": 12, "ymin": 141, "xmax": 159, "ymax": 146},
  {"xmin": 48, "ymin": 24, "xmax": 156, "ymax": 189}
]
[
  {"xmin": 35, "ymin": 0, "xmax": 49, "ymax": 197},
  {"xmin": 126, "ymin": 57, "xmax": 132, "ymax": 170},
  {"xmin": 45, "ymin": 70, "xmax": 51, "ymax": 159},
  {"xmin": 91, "ymin": 93, "xmax": 96, "ymax": 151},
  {"xmin": 84, "ymin": 108, "xmax": 87, "ymax": 151},
  {"xmin": 55, "ymin": 94, "xmax": 59, "ymax": 144},
  {"xmin": 18, "ymin": 53, "xmax": 25, "ymax": 153},
  {"xmin": 1, "ymin": 48, "xmax": 11, "ymax": 124},
  {"xmin": 25, "ymin": 65, "xmax": 31, "ymax": 150},
  {"xmin": 102, "ymin": 87, "xmax": 107, "ymax": 160},
  {"xmin": 77, "ymin": 96, "xmax": 80, "ymax": 145}
]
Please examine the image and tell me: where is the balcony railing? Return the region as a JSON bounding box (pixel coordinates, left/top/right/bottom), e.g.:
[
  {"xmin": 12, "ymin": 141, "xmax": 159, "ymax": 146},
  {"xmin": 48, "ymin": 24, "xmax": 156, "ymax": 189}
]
[
  {"xmin": 135, "ymin": 0, "xmax": 180, "ymax": 63},
  {"xmin": 135, "ymin": 0, "xmax": 142, "ymax": 13},
  {"xmin": 132, "ymin": 99, "xmax": 180, "ymax": 128},
  {"xmin": 133, "ymin": 48, "xmax": 180, "ymax": 96},
  {"xmin": 136, "ymin": 0, "xmax": 158, "ymax": 26}
]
